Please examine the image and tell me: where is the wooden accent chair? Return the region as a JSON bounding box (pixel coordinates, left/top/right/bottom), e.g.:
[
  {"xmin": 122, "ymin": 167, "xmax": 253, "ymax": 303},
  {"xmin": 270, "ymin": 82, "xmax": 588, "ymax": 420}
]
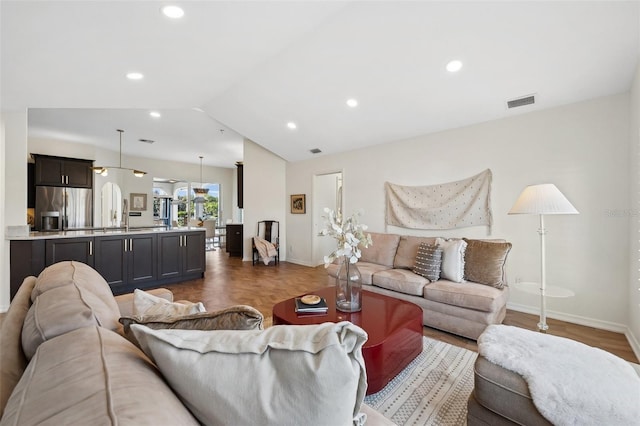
[{"xmin": 252, "ymin": 220, "xmax": 279, "ymax": 266}]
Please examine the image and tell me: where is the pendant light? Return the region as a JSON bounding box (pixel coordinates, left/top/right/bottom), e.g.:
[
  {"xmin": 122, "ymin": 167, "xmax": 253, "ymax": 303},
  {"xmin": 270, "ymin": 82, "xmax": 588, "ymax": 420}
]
[
  {"xmin": 93, "ymin": 129, "xmax": 147, "ymax": 177},
  {"xmin": 193, "ymin": 156, "xmax": 209, "ymax": 202}
]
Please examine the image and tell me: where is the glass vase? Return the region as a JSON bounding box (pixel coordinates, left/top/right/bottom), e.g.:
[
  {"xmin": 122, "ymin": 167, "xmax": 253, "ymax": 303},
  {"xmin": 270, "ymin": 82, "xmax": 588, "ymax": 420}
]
[{"xmin": 336, "ymin": 256, "xmax": 362, "ymax": 312}]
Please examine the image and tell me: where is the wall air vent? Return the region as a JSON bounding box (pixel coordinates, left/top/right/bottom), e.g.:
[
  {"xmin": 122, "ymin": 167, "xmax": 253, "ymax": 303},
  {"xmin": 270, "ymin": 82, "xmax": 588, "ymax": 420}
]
[
  {"xmin": 138, "ymin": 138, "xmax": 155, "ymax": 144},
  {"xmin": 310, "ymin": 148, "xmax": 322, "ymax": 154},
  {"xmin": 507, "ymin": 94, "xmax": 536, "ymax": 109}
]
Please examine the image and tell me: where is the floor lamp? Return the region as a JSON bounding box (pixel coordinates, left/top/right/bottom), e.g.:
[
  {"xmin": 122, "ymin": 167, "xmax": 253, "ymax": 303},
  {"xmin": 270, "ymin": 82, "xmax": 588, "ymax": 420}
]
[{"xmin": 508, "ymin": 184, "xmax": 578, "ymax": 332}]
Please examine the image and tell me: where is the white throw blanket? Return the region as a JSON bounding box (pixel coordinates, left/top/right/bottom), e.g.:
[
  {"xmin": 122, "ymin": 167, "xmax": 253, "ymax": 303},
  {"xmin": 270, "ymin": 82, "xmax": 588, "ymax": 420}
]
[
  {"xmin": 478, "ymin": 325, "xmax": 640, "ymax": 426},
  {"xmin": 254, "ymin": 236, "xmax": 277, "ymax": 265}
]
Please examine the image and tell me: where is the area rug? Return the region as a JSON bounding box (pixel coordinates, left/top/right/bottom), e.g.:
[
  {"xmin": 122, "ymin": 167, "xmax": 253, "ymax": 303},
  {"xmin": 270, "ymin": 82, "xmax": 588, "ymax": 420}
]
[{"xmin": 364, "ymin": 336, "xmax": 477, "ymax": 426}]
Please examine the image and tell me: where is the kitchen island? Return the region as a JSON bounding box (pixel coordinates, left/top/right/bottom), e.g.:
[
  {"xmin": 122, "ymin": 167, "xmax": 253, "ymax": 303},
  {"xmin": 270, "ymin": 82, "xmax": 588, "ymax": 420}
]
[{"xmin": 8, "ymin": 227, "xmax": 206, "ymax": 299}]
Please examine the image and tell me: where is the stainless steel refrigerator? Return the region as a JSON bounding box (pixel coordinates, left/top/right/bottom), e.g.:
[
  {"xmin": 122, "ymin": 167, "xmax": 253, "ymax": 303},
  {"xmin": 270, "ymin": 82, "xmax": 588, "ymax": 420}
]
[{"xmin": 35, "ymin": 186, "xmax": 93, "ymax": 231}]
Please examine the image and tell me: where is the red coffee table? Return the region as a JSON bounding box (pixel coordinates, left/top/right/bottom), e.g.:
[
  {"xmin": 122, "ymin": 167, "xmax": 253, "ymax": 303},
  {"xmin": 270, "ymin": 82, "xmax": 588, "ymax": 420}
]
[{"xmin": 272, "ymin": 287, "xmax": 423, "ymax": 394}]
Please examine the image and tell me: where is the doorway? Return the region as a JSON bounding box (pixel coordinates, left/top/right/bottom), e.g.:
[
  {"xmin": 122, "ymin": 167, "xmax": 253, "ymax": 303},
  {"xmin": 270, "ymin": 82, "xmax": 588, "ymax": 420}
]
[{"xmin": 312, "ymin": 171, "xmax": 343, "ymax": 266}]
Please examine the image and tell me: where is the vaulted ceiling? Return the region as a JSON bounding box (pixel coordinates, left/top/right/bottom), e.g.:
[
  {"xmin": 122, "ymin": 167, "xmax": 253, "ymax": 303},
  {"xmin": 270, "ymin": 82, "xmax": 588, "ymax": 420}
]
[{"xmin": 2, "ymin": 1, "xmax": 639, "ymax": 167}]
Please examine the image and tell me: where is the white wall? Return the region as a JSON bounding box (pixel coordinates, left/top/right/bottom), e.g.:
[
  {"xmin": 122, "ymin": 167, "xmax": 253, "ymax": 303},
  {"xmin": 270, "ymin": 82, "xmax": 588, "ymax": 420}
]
[
  {"xmin": 243, "ymin": 139, "xmax": 286, "ymax": 261},
  {"xmin": 287, "ymin": 94, "xmax": 631, "ymax": 332},
  {"xmin": 1, "ymin": 110, "xmax": 28, "ymax": 310},
  {"xmin": 629, "ymin": 61, "xmax": 640, "ymax": 353}
]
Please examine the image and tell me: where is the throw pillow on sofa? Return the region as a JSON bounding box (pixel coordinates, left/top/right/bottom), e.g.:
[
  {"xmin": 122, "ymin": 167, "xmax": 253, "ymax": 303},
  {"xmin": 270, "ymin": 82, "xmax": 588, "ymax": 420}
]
[
  {"xmin": 133, "ymin": 288, "xmax": 205, "ymax": 318},
  {"xmin": 463, "ymin": 238, "xmax": 512, "ymax": 288},
  {"xmin": 413, "ymin": 243, "xmax": 443, "ymax": 281},
  {"xmin": 119, "ymin": 305, "xmax": 264, "ymax": 348},
  {"xmin": 435, "ymin": 238, "xmax": 467, "ymax": 282},
  {"xmin": 131, "ymin": 321, "xmax": 368, "ymax": 426}
]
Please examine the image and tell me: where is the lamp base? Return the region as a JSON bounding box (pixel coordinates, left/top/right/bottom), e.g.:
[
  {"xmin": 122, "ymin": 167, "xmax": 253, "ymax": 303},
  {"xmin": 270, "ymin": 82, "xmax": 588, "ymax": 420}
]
[{"xmin": 537, "ymin": 322, "xmax": 549, "ymax": 333}]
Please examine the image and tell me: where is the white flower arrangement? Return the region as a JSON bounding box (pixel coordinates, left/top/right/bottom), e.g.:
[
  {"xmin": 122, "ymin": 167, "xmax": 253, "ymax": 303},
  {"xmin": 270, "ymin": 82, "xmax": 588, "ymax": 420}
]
[{"xmin": 319, "ymin": 208, "xmax": 373, "ymax": 267}]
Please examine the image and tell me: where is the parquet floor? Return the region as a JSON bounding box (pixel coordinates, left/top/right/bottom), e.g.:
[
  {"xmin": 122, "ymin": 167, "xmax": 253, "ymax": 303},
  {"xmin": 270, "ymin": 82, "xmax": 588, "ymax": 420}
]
[{"xmin": 171, "ymin": 249, "xmax": 639, "ymax": 363}]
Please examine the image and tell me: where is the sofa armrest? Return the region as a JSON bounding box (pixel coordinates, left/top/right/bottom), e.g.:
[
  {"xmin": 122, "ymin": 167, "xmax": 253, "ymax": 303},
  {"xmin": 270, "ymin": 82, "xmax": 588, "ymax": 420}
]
[{"xmin": 115, "ymin": 288, "xmax": 174, "ymax": 317}]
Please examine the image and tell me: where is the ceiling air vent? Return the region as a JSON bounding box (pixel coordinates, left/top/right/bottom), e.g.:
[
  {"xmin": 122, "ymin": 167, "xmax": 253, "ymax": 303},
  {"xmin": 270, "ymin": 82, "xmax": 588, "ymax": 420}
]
[
  {"xmin": 138, "ymin": 138, "xmax": 155, "ymax": 144},
  {"xmin": 507, "ymin": 94, "xmax": 536, "ymax": 109},
  {"xmin": 310, "ymin": 148, "xmax": 322, "ymax": 154}
]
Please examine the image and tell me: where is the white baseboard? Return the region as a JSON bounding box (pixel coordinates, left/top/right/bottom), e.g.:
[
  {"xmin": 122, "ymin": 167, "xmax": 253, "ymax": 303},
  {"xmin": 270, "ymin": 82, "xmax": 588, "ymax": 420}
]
[
  {"xmin": 506, "ymin": 302, "xmax": 628, "ymax": 334},
  {"xmin": 282, "ymin": 257, "xmax": 317, "ymax": 267},
  {"xmin": 625, "ymin": 329, "xmax": 640, "ymax": 362}
]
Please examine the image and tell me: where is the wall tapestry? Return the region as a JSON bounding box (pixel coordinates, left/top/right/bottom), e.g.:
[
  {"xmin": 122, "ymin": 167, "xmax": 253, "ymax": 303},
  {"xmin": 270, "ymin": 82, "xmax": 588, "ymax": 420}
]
[{"xmin": 385, "ymin": 169, "xmax": 492, "ymax": 230}]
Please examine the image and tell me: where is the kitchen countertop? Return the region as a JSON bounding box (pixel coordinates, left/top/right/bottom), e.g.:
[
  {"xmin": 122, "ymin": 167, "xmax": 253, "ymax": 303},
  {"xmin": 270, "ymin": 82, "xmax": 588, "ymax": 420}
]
[{"xmin": 7, "ymin": 226, "xmax": 205, "ymax": 240}]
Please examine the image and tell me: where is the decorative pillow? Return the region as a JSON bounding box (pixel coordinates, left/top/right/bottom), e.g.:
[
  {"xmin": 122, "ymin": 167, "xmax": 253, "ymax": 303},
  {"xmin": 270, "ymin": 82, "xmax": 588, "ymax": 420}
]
[
  {"xmin": 435, "ymin": 238, "xmax": 467, "ymax": 283},
  {"xmin": 120, "ymin": 305, "xmax": 264, "ymax": 347},
  {"xmin": 130, "ymin": 322, "xmax": 368, "ymax": 426},
  {"xmin": 394, "ymin": 236, "xmax": 438, "ymax": 269},
  {"xmin": 413, "ymin": 243, "xmax": 443, "ymax": 281},
  {"xmin": 463, "ymin": 238, "xmax": 512, "ymax": 288},
  {"xmin": 133, "ymin": 288, "xmax": 205, "ymax": 318}
]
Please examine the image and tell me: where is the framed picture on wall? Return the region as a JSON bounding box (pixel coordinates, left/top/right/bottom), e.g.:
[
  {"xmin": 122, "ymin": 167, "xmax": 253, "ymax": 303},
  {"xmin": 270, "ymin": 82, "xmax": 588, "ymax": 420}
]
[
  {"xmin": 290, "ymin": 194, "xmax": 306, "ymax": 214},
  {"xmin": 130, "ymin": 193, "xmax": 147, "ymax": 211}
]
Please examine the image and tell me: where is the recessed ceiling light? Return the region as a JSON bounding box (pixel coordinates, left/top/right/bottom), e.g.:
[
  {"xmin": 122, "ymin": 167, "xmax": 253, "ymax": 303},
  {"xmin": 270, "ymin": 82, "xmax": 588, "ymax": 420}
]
[
  {"xmin": 346, "ymin": 98, "xmax": 358, "ymax": 108},
  {"xmin": 446, "ymin": 60, "xmax": 463, "ymax": 73},
  {"xmin": 149, "ymin": 111, "xmax": 161, "ymax": 118},
  {"xmin": 126, "ymin": 72, "xmax": 144, "ymax": 80},
  {"xmin": 161, "ymin": 5, "xmax": 184, "ymax": 19},
  {"xmin": 287, "ymin": 122, "xmax": 297, "ymax": 130}
]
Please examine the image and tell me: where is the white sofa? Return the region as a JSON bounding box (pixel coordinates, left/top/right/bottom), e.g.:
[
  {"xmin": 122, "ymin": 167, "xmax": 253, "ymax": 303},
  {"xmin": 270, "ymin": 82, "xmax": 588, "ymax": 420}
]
[{"xmin": 327, "ymin": 232, "xmax": 511, "ymax": 340}]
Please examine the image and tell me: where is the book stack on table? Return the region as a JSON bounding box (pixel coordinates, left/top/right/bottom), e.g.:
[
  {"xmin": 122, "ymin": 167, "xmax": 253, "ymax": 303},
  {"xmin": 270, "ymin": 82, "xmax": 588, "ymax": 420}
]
[{"xmin": 295, "ymin": 296, "xmax": 328, "ymax": 314}]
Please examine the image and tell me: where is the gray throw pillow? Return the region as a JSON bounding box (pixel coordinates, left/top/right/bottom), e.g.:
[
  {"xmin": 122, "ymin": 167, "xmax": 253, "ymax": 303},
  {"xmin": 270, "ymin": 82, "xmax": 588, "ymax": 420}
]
[
  {"xmin": 119, "ymin": 305, "xmax": 263, "ymax": 348},
  {"xmin": 413, "ymin": 243, "xmax": 443, "ymax": 281}
]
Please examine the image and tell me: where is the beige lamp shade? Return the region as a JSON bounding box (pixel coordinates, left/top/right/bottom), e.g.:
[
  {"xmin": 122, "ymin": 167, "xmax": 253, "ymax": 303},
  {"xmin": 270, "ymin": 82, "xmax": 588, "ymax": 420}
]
[{"xmin": 508, "ymin": 184, "xmax": 578, "ymax": 215}]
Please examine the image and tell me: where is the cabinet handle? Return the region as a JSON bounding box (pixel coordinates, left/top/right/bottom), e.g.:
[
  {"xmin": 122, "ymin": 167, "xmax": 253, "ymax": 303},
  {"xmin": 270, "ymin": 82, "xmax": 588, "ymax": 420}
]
[
  {"xmin": 66, "ymin": 175, "xmax": 69, "ymax": 185},
  {"xmin": 61, "ymin": 175, "xmax": 65, "ymax": 185},
  {"xmin": 124, "ymin": 239, "xmax": 128, "ymax": 252},
  {"xmin": 130, "ymin": 239, "xmax": 133, "ymax": 251},
  {"xmin": 89, "ymin": 241, "xmax": 93, "ymax": 256}
]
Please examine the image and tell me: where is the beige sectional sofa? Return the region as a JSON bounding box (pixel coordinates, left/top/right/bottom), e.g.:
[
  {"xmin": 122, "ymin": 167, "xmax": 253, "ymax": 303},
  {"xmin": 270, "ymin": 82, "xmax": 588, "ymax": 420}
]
[
  {"xmin": 1, "ymin": 261, "xmax": 394, "ymax": 425},
  {"xmin": 327, "ymin": 232, "xmax": 511, "ymax": 340}
]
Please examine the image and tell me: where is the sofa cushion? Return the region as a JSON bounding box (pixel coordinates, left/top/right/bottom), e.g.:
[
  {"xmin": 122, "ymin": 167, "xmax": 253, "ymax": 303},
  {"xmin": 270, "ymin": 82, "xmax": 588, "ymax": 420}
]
[
  {"xmin": 463, "ymin": 238, "xmax": 512, "ymax": 288},
  {"xmin": 119, "ymin": 305, "xmax": 264, "ymax": 347},
  {"xmin": 0, "ymin": 276, "xmax": 36, "ymax": 418},
  {"xmin": 393, "ymin": 236, "xmax": 438, "ymax": 269},
  {"xmin": 360, "ymin": 232, "xmax": 400, "ymax": 267},
  {"xmin": 131, "ymin": 322, "xmax": 368, "ymax": 426},
  {"xmin": 21, "ymin": 261, "xmax": 122, "ymax": 360},
  {"xmin": 372, "ymin": 269, "xmax": 429, "ymax": 296},
  {"xmin": 413, "ymin": 243, "xmax": 443, "ymax": 281},
  {"xmin": 133, "ymin": 288, "xmax": 205, "ymax": 317},
  {"xmin": 3, "ymin": 326, "xmax": 199, "ymax": 425},
  {"xmin": 327, "ymin": 261, "xmax": 391, "ymax": 285},
  {"xmin": 424, "ymin": 279, "xmax": 507, "ymax": 312},
  {"xmin": 435, "ymin": 238, "xmax": 467, "ymax": 282}
]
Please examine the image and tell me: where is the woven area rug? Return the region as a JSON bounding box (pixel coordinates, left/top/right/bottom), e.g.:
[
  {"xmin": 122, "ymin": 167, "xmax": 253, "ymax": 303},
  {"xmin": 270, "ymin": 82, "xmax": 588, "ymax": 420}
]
[{"xmin": 364, "ymin": 336, "xmax": 477, "ymax": 426}]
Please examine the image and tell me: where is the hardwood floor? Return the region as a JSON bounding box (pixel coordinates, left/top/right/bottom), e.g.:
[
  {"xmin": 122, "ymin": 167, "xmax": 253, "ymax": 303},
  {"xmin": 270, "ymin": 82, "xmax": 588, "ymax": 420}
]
[{"xmin": 170, "ymin": 249, "xmax": 639, "ymax": 364}]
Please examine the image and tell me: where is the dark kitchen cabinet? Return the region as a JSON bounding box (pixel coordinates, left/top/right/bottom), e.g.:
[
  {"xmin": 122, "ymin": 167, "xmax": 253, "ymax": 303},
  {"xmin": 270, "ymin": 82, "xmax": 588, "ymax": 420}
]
[
  {"xmin": 94, "ymin": 233, "xmax": 157, "ymax": 293},
  {"xmin": 226, "ymin": 224, "xmax": 243, "ymax": 257},
  {"xmin": 10, "ymin": 240, "xmax": 45, "ymax": 299},
  {"xmin": 45, "ymin": 237, "xmax": 94, "ymax": 267},
  {"xmin": 157, "ymin": 231, "xmax": 205, "ymax": 280},
  {"xmin": 33, "ymin": 154, "xmax": 93, "ymax": 188},
  {"xmin": 236, "ymin": 162, "xmax": 243, "ymax": 208},
  {"xmin": 9, "ymin": 230, "xmax": 205, "ymax": 300}
]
